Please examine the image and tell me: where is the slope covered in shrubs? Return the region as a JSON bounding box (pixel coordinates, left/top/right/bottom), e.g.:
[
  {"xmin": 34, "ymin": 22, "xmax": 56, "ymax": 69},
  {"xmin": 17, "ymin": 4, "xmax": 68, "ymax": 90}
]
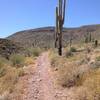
[{"xmin": 0, "ymin": 39, "xmax": 25, "ymax": 59}]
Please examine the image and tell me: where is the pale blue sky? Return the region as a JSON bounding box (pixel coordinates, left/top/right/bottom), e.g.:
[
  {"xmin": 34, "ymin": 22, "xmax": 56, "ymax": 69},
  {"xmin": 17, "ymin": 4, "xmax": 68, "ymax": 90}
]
[{"xmin": 0, "ymin": 0, "xmax": 100, "ymax": 38}]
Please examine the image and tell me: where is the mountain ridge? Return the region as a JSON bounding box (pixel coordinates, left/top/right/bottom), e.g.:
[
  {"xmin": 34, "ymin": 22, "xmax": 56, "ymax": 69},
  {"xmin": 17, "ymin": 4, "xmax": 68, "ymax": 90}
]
[{"xmin": 7, "ymin": 24, "xmax": 100, "ymax": 48}]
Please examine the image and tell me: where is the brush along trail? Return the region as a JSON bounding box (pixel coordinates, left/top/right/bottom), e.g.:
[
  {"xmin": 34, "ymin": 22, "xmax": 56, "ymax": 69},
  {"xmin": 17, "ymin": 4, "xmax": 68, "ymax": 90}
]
[{"xmin": 14, "ymin": 52, "xmax": 72, "ymax": 100}]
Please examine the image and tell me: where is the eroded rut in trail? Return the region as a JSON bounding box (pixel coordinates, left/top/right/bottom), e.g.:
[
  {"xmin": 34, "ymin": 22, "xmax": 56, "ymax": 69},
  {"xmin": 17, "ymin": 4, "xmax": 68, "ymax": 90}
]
[{"xmin": 16, "ymin": 52, "xmax": 70, "ymax": 100}]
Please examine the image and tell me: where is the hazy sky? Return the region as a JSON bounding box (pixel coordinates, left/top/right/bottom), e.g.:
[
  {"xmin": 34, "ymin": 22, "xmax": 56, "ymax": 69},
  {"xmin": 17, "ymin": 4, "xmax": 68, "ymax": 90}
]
[{"xmin": 0, "ymin": 0, "xmax": 100, "ymax": 38}]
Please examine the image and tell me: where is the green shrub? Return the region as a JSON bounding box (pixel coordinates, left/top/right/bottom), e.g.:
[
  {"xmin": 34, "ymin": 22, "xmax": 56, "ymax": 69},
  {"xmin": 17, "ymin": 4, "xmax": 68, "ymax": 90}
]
[
  {"xmin": 10, "ymin": 54, "xmax": 25, "ymax": 67},
  {"xmin": 70, "ymin": 47, "xmax": 77, "ymax": 52},
  {"xmin": 94, "ymin": 40, "xmax": 98, "ymax": 47},
  {"xmin": 32, "ymin": 48, "xmax": 41, "ymax": 57},
  {"xmin": 26, "ymin": 47, "xmax": 41, "ymax": 57},
  {"xmin": 96, "ymin": 56, "xmax": 100, "ymax": 61}
]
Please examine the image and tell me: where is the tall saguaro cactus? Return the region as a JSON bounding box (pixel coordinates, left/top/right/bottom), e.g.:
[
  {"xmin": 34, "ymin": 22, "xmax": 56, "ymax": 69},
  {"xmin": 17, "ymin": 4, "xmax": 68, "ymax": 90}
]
[{"xmin": 55, "ymin": 0, "xmax": 66, "ymax": 56}]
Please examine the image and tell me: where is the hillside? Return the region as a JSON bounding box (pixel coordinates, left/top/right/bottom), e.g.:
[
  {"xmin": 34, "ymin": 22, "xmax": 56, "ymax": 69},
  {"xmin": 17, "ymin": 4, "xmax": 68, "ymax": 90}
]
[
  {"xmin": 0, "ymin": 39, "xmax": 25, "ymax": 59},
  {"xmin": 7, "ymin": 24, "xmax": 100, "ymax": 48}
]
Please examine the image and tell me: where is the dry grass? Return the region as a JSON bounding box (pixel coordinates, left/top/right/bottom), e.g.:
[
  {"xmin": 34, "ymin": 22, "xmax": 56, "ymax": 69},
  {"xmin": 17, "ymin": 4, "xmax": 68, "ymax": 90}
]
[
  {"xmin": 73, "ymin": 68, "xmax": 100, "ymax": 100},
  {"xmin": 25, "ymin": 57, "xmax": 35, "ymax": 65},
  {"xmin": 0, "ymin": 46, "xmax": 41, "ymax": 99},
  {"xmin": 26, "ymin": 47, "xmax": 42, "ymax": 57},
  {"xmin": 54, "ymin": 62, "xmax": 81, "ymax": 87},
  {"xmin": 83, "ymin": 69, "xmax": 100, "ymax": 92},
  {"xmin": 0, "ymin": 57, "xmax": 10, "ymax": 77},
  {"xmin": 10, "ymin": 54, "xmax": 25, "ymax": 68},
  {"xmin": 50, "ymin": 46, "xmax": 100, "ymax": 99},
  {"xmin": 0, "ymin": 54, "xmax": 36, "ymax": 99},
  {"xmin": 49, "ymin": 49, "xmax": 86, "ymax": 88}
]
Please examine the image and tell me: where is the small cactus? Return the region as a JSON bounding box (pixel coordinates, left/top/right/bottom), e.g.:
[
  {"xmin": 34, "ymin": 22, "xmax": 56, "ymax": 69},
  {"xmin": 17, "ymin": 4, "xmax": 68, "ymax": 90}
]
[
  {"xmin": 94, "ymin": 40, "xmax": 98, "ymax": 47},
  {"xmin": 84, "ymin": 32, "xmax": 92, "ymax": 43},
  {"xmin": 89, "ymin": 32, "xmax": 92, "ymax": 42}
]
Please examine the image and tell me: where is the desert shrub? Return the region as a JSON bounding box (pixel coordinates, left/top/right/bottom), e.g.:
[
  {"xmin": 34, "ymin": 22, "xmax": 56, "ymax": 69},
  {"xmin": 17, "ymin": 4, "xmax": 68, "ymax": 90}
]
[
  {"xmin": 96, "ymin": 56, "xmax": 100, "ymax": 61},
  {"xmin": 94, "ymin": 40, "xmax": 98, "ymax": 47},
  {"xmin": 65, "ymin": 47, "xmax": 77, "ymax": 58},
  {"xmin": 70, "ymin": 47, "xmax": 77, "ymax": 52},
  {"xmin": 26, "ymin": 47, "xmax": 42, "ymax": 57},
  {"xmin": 32, "ymin": 48, "xmax": 42, "ymax": 57},
  {"xmin": 10, "ymin": 54, "xmax": 25, "ymax": 67}
]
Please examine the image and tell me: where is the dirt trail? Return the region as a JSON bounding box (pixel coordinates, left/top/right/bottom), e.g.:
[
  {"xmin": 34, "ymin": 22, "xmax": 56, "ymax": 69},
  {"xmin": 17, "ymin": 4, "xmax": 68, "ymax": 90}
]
[{"xmin": 15, "ymin": 52, "xmax": 70, "ymax": 100}]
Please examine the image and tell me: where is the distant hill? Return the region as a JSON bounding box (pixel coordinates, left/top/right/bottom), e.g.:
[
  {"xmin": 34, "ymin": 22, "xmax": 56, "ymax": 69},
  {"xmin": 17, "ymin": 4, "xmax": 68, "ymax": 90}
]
[{"xmin": 7, "ymin": 25, "xmax": 100, "ymax": 48}]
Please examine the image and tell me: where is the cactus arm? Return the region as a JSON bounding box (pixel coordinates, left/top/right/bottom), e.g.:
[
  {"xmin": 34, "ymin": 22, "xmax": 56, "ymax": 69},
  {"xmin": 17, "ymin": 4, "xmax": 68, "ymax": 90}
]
[
  {"xmin": 61, "ymin": 0, "xmax": 63, "ymax": 17},
  {"xmin": 58, "ymin": 0, "xmax": 61, "ymax": 16},
  {"xmin": 56, "ymin": 7, "xmax": 59, "ymax": 33},
  {"xmin": 55, "ymin": 7, "xmax": 59, "ymax": 48},
  {"xmin": 62, "ymin": 0, "xmax": 66, "ymax": 24}
]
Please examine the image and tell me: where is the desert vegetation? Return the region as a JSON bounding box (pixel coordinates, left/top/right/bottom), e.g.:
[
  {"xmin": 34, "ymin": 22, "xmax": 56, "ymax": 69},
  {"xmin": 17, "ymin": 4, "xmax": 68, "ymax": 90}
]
[
  {"xmin": 0, "ymin": 46, "xmax": 42, "ymax": 99},
  {"xmin": 0, "ymin": 33, "xmax": 100, "ymax": 100},
  {"xmin": 0, "ymin": 56, "xmax": 23, "ymax": 99},
  {"xmin": 50, "ymin": 43, "xmax": 100, "ymax": 99},
  {"xmin": 0, "ymin": 0, "xmax": 100, "ymax": 99},
  {"xmin": 26, "ymin": 47, "xmax": 43, "ymax": 57}
]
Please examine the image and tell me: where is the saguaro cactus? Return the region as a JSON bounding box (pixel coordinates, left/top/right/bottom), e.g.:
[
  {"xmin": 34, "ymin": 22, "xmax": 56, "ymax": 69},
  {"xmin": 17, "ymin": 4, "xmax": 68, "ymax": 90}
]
[
  {"xmin": 84, "ymin": 32, "xmax": 92, "ymax": 43},
  {"xmin": 69, "ymin": 32, "xmax": 73, "ymax": 49},
  {"xmin": 55, "ymin": 0, "xmax": 66, "ymax": 56}
]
